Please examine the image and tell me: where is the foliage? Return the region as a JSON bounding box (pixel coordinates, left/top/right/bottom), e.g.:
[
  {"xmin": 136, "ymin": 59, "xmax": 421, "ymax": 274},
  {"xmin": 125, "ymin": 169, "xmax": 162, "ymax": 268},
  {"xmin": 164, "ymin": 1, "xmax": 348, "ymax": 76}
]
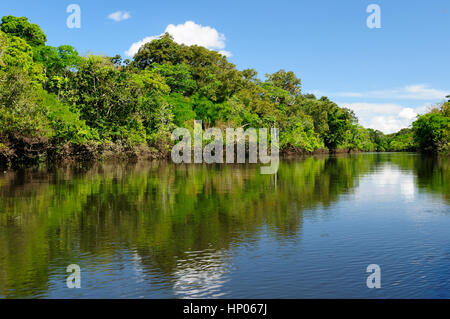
[
  {"xmin": 1, "ymin": 15, "xmax": 448, "ymax": 168},
  {"xmin": 151, "ymin": 63, "xmax": 197, "ymax": 95},
  {"xmin": 413, "ymin": 106, "xmax": 450, "ymax": 154},
  {"xmin": 0, "ymin": 67, "xmax": 50, "ymax": 136},
  {"xmin": 0, "ymin": 16, "xmax": 46, "ymax": 47},
  {"xmin": 265, "ymin": 69, "xmax": 301, "ymax": 97},
  {"xmin": 387, "ymin": 128, "xmax": 416, "ymax": 151},
  {"xmin": 41, "ymin": 91, "xmax": 99, "ymax": 143},
  {"xmin": 33, "ymin": 44, "xmax": 81, "ymax": 89}
]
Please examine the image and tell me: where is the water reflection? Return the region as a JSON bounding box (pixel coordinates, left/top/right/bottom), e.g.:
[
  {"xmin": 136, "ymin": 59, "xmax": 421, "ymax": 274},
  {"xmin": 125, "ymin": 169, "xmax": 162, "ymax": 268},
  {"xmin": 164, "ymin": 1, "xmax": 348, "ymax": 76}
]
[
  {"xmin": 173, "ymin": 249, "xmax": 232, "ymax": 298},
  {"xmin": 0, "ymin": 153, "xmax": 448, "ymax": 298}
]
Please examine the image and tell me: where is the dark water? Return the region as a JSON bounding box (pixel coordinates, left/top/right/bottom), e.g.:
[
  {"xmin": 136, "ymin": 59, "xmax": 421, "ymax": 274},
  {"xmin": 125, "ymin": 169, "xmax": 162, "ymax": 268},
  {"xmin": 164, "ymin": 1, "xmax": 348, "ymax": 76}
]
[{"xmin": 0, "ymin": 153, "xmax": 449, "ymax": 299}]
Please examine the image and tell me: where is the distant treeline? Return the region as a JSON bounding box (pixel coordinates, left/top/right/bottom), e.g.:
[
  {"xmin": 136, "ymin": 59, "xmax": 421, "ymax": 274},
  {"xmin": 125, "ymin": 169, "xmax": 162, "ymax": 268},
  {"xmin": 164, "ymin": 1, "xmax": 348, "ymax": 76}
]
[{"xmin": 0, "ymin": 16, "xmax": 448, "ymax": 168}]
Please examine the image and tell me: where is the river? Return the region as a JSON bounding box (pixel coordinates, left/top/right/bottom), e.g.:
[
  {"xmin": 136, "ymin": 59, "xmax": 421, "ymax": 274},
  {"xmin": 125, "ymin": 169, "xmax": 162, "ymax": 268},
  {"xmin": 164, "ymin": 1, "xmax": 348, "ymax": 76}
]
[{"xmin": 0, "ymin": 153, "xmax": 448, "ymax": 298}]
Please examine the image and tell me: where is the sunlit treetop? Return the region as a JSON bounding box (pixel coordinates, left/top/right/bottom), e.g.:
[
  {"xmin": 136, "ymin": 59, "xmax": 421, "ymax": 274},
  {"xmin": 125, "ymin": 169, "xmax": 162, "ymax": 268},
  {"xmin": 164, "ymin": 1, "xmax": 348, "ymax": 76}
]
[{"xmin": 0, "ymin": 15, "xmax": 47, "ymax": 47}]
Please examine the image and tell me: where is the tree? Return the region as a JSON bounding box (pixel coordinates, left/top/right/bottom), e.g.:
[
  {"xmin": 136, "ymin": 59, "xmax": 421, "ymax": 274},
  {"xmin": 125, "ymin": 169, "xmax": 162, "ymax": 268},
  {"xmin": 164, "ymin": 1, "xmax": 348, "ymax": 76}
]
[
  {"xmin": 165, "ymin": 93, "xmax": 196, "ymax": 126},
  {"xmin": 0, "ymin": 16, "xmax": 46, "ymax": 46},
  {"xmin": 0, "ymin": 67, "xmax": 48, "ymax": 135},
  {"xmin": 303, "ymin": 93, "xmax": 316, "ymax": 99},
  {"xmin": 1, "ymin": 35, "xmax": 33, "ymax": 69},
  {"xmin": 151, "ymin": 63, "xmax": 197, "ymax": 95},
  {"xmin": 0, "ymin": 34, "xmax": 45, "ymax": 84},
  {"xmin": 368, "ymin": 128, "xmax": 389, "ymax": 151},
  {"xmin": 60, "ymin": 55, "xmax": 145, "ymax": 140},
  {"xmin": 265, "ymin": 70, "xmax": 301, "ymax": 97},
  {"xmin": 133, "ymin": 35, "xmax": 241, "ymax": 102},
  {"xmin": 132, "ymin": 33, "xmax": 183, "ymax": 68},
  {"xmin": 413, "ymin": 112, "xmax": 450, "ymax": 153},
  {"xmin": 323, "ymin": 103, "xmax": 353, "ymax": 150},
  {"xmin": 0, "ymin": 31, "xmax": 7, "ymax": 67},
  {"xmin": 33, "ymin": 45, "xmax": 81, "ymax": 90},
  {"xmin": 441, "ymin": 102, "xmax": 450, "ymax": 117},
  {"xmin": 387, "ymin": 128, "xmax": 415, "ymax": 151}
]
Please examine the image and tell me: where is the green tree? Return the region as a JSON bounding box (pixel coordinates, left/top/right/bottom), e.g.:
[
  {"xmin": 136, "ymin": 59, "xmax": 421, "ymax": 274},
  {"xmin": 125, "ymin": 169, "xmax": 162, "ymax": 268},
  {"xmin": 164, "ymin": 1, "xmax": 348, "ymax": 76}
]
[
  {"xmin": 413, "ymin": 112, "xmax": 450, "ymax": 153},
  {"xmin": 387, "ymin": 128, "xmax": 415, "ymax": 151},
  {"xmin": 0, "ymin": 31, "xmax": 7, "ymax": 67},
  {"xmin": 151, "ymin": 63, "xmax": 197, "ymax": 95},
  {"xmin": 265, "ymin": 70, "xmax": 301, "ymax": 97},
  {"xmin": 33, "ymin": 45, "xmax": 80, "ymax": 78},
  {"xmin": 323, "ymin": 102, "xmax": 353, "ymax": 150},
  {"xmin": 0, "ymin": 67, "xmax": 49, "ymax": 136},
  {"xmin": 60, "ymin": 55, "xmax": 145, "ymax": 141},
  {"xmin": 132, "ymin": 33, "xmax": 183, "ymax": 68},
  {"xmin": 0, "ymin": 16, "xmax": 46, "ymax": 47}
]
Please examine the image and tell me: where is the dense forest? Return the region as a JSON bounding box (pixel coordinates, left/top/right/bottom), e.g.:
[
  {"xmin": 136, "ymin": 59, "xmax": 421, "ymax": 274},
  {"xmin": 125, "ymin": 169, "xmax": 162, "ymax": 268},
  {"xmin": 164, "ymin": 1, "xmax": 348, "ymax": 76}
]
[{"xmin": 0, "ymin": 16, "xmax": 448, "ymax": 169}]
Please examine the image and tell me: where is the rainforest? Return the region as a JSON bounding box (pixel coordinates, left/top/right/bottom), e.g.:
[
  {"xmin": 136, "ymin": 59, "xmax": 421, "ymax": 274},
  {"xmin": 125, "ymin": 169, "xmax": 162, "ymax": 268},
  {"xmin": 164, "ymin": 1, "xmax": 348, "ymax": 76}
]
[{"xmin": 0, "ymin": 15, "xmax": 449, "ymax": 170}]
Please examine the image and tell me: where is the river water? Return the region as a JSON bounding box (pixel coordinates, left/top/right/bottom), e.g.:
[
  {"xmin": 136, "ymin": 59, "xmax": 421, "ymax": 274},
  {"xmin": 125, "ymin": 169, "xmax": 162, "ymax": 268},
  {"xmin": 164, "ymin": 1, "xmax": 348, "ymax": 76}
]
[{"xmin": 0, "ymin": 153, "xmax": 449, "ymax": 298}]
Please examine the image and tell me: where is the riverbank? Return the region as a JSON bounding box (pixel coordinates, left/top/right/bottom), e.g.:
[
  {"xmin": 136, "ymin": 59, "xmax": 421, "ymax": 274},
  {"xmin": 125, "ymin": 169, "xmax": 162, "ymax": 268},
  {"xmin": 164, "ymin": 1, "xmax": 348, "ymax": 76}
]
[
  {"xmin": 0, "ymin": 131, "xmax": 378, "ymax": 170},
  {"xmin": 0, "ymin": 135, "xmax": 396, "ymax": 171},
  {"xmin": 0, "ymin": 137, "xmax": 164, "ymax": 170},
  {"xmin": 3, "ymin": 130, "xmax": 449, "ymax": 171}
]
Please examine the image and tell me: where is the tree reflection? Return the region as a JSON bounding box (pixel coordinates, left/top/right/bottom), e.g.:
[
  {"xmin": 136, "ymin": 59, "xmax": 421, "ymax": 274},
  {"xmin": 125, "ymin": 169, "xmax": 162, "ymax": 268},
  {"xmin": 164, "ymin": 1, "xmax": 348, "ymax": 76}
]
[{"xmin": 0, "ymin": 153, "xmax": 448, "ymax": 297}]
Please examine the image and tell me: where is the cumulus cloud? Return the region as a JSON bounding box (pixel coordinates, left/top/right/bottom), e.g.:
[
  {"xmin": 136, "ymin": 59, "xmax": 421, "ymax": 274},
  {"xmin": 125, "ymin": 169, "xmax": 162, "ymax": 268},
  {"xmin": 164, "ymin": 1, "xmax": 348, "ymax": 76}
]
[
  {"xmin": 342, "ymin": 102, "xmax": 404, "ymax": 114},
  {"xmin": 165, "ymin": 21, "xmax": 225, "ymax": 49},
  {"xmin": 398, "ymin": 107, "xmax": 417, "ymax": 120},
  {"xmin": 125, "ymin": 36, "xmax": 158, "ymax": 57},
  {"xmin": 333, "ymin": 84, "xmax": 447, "ymax": 133},
  {"xmin": 125, "ymin": 21, "xmax": 231, "ymax": 57},
  {"xmin": 337, "ymin": 102, "xmax": 432, "ymax": 133},
  {"xmin": 336, "ymin": 84, "xmax": 448, "ymax": 100},
  {"xmin": 365, "ymin": 116, "xmax": 412, "ymax": 134},
  {"xmin": 108, "ymin": 11, "xmax": 131, "ymax": 22},
  {"xmin": 218, "ymin": 50, "xmax": 232, "ymax": 57}
]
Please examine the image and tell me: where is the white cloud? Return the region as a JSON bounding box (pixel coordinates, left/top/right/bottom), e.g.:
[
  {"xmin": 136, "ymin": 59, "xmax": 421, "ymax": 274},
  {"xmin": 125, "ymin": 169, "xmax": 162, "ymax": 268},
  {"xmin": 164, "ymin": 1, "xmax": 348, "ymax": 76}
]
[
  {"xmin": 342, "ymin": 102, "xmax": 404, "ymax": 114},
  {"xmin": 338, "ymin": 102, "xmax": 432, "ymax": 133},
  {"xmin": 125, "ymin": 21, "xmax": 231, "ymax": 57},
  {"xmin": 108, "ymin": 11, "xmax": 131, "ymax": 22},
  {"xmin": 402, "ymin": 84, "xmax": 447, "ymax": 100},
  {"xmin": 338, "ymin": 92, "xmax": 364, "ymax": 98},
  {"xmin": 315, "ymin": 86, "xmax": 443, "ymax": 133},
  {"xmin": 218, "ymin": 50, "xmax": 232, "ymax": 57},
  {"xmin": 165, "ymin": 21, "xmax": 225, "ymax": 49},
  {"xmin": 398, "ymin": 107, "xmax": 417, "ymax": 120},
  {"xmin": 336, "ymin": 84, "xmax": 448, "ymax": 100},
  {"xmin": 125, "ymin": 36, "xmax": 158, "ymax": 57},
  {"xmin": 366, "ymin": 115, "xmax": 412, "ymax": 134}
]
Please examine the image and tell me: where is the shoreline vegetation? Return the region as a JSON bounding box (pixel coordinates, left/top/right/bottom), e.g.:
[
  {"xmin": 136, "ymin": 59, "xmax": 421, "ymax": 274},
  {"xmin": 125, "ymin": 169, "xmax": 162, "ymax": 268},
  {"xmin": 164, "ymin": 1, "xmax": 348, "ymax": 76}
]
[{"xmin": 0, "ymin": 16, "xmax": 449, "ymax": 170}]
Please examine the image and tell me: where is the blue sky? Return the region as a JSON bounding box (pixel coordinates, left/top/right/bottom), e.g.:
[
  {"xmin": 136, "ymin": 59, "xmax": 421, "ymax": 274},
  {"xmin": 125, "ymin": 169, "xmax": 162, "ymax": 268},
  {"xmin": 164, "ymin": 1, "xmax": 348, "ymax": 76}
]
[{"xmin": 1, "ymin": 0, "xmax": 449, "ymax": 133}]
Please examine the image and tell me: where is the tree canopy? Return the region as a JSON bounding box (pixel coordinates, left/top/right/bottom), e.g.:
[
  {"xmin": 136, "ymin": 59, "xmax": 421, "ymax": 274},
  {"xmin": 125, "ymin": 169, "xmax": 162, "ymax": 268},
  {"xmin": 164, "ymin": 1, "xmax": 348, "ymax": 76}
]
[
  {"xmin": 0, "ymin": 16, "xmax": 47, "ymax": 47},
  {"xmin": 0, "ymin": 16, "xmax": 448, "ymax": 168}
]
